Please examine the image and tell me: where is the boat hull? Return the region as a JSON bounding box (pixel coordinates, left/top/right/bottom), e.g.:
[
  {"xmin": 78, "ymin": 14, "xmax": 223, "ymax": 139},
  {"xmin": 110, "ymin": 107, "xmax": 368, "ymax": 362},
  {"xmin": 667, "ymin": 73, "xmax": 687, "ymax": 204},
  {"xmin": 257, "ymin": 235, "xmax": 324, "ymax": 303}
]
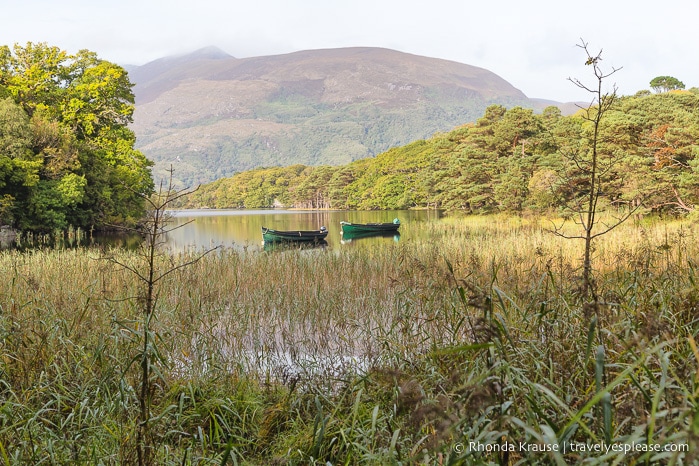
[
  {"xmin": 262, "ymin": 227, "xmax": 328, "ymax": 243},
  {"xmin": 340, "ymin": 221, "xmax": 400, "ymax": 235}
]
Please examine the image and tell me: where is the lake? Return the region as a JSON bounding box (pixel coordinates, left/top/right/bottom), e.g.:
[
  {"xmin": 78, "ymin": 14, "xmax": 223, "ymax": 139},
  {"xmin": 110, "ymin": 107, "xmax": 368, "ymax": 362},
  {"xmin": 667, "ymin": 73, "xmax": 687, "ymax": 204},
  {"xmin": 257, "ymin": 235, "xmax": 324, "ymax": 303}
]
[
  {"xmin": 0, "ymin": 209, "xmax": 441, "ymax": 251},
  {"xmin": 165, "ymin": 209, "xmax": 443, "ymax": 251}
]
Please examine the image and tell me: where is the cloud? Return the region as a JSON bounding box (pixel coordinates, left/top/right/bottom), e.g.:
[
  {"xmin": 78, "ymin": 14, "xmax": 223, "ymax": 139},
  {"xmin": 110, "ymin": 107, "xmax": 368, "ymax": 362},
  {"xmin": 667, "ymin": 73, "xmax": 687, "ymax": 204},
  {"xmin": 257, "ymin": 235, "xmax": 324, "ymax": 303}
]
[{"xmin": 1, "ymin": 0, "xmax": 696, "ymax": 102}]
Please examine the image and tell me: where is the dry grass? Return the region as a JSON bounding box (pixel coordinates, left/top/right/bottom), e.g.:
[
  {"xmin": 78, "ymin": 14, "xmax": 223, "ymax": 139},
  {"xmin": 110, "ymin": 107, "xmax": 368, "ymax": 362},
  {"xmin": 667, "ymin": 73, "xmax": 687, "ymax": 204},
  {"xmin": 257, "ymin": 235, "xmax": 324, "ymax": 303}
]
[{"xmin": 0, "ymin": 215, "xmax": 696, "ymax": 464}]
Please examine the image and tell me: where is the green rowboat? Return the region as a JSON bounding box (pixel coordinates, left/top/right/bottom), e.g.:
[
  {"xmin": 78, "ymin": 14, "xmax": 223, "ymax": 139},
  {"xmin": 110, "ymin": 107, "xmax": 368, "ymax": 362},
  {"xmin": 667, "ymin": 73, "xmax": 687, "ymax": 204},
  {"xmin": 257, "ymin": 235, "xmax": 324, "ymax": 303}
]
[
  {"xmin": 262, "ymin": 226, "xmax": 328, "ymax": 243},
  {"xmin": 340, "ymin": 219, "xmax": 400, "ymax": 235}
]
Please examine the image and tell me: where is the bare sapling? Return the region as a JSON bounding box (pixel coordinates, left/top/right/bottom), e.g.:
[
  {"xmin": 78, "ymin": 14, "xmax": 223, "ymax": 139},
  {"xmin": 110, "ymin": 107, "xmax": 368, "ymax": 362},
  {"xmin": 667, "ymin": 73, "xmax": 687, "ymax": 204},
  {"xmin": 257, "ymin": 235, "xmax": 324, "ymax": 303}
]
[
  {"xmin": 552, "ymin": 39, "xmax": 638, "ymax": 325},
  {"xmin": 103, "ymin": 168, "xmax": 218, "ymax": 465}
]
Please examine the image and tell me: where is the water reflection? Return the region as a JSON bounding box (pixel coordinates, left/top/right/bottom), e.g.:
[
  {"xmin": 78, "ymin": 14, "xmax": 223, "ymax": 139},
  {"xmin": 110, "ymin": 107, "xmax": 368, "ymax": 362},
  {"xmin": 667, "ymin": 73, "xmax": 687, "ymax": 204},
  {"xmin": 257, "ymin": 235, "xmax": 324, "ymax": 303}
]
[
  {"xmin": 1, "ymin": 209, "xmax": 442, "ymax": 251},
  {"xmin": 165, "ymin": 209, "xmax": 441, "ymax": 251},
  {"xmin": 1, "ymin": 229, "xmax": 142, "ymax": 251},
  {"xmin": 340, "ymin": 231, "xmax": 401, "ymax": 244},
  {"xmin": 263, "ymin": 239, "xmax": 328, "ymax": 252}
]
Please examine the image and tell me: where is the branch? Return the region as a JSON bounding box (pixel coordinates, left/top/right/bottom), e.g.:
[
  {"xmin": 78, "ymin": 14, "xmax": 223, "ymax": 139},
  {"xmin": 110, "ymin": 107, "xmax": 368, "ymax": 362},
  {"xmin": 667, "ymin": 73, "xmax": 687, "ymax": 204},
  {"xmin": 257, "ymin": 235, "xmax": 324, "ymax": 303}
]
[
  {"xmin": 152, "ymin": 245, "xmax": 221, "ymax": 285},
  {"xmin": 670, "ymin": 186, "xmax": 695, "ymax": 211},
  {"xmin": 590, "ymin": 205, "xmax": 642, "ymax": 240},
  {"xmin": 545, "ymin": 219, "xmax": 587, "ymax": 240},
  {"xmin": 104, "ymin": 256, "xmax": 149, "ymax": 283}
]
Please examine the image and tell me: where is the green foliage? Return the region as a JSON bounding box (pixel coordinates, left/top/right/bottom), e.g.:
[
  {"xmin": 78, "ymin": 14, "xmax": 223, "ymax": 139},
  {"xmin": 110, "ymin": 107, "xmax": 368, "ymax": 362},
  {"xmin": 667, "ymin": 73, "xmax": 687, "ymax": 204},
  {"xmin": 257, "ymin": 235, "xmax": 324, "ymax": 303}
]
[
  {"xmin": 19, "ymin": 175, "xmax": 88, "ymax": 230},
  {"xmin": 0, "ymin": 42, "xmax": 154, "ymax": 231},
  {"xmin": 0, "ymin": 97, "xmax": 32, "ymax": 160},
  {"xmin": 650, "ymin": 75, "xmax": 685, "ymax": 93},
  {"xmin": 179, "ymin": 91, "xmax": 699, "ymax": 218},
  {"xmin": 0, "ymin": 97, "xmax": 41, "ymax": 224}
]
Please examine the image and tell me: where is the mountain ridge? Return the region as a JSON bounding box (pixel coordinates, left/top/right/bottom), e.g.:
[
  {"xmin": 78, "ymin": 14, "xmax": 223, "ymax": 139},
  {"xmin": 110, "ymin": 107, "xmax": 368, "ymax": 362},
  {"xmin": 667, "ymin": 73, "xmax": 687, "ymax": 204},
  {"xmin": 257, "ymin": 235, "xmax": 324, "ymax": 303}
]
[{"xmin": 128, "ymin": 46, "xmax": 574, "ymax": 186}]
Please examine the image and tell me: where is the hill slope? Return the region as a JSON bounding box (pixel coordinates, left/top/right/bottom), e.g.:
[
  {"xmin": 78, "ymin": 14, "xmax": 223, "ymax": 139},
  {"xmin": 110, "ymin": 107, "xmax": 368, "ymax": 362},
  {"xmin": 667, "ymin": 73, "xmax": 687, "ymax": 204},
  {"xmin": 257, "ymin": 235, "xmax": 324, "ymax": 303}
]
[{"xmin": 128, "ymin": 46, "xmax": 541, "ymax": 186}]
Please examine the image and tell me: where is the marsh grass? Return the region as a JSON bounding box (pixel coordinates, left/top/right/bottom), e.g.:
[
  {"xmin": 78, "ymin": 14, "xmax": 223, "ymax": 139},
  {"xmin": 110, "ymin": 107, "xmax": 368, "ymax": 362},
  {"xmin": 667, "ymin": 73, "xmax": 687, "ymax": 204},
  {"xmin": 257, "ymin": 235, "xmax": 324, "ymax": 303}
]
[{"xmin": 0, "ymin": 216, "xmax": 697, "ymax": 464}]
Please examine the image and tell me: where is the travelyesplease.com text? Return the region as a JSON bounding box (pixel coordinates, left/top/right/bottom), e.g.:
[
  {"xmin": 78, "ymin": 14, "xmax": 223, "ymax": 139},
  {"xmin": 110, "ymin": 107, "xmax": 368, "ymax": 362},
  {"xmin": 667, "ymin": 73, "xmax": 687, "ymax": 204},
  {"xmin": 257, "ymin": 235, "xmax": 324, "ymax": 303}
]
[{"xmin": 458, "ymin": 441, "xmax": 688, "ymax": 455}]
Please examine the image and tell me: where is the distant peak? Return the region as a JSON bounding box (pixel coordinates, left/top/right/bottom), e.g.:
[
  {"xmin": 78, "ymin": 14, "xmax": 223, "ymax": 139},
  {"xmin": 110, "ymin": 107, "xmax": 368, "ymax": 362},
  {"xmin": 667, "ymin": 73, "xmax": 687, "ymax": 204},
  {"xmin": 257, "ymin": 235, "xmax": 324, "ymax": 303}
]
[{"xmin": 187, "ymin": 46, "xmax": 233, "ymax": 60}]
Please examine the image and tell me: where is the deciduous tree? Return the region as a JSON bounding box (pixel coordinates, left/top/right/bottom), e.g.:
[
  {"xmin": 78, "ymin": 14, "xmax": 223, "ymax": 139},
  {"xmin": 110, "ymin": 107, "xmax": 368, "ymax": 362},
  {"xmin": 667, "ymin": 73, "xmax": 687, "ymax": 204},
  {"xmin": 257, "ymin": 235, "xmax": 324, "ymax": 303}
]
[{"xmin": 0, "ymin": 42, "xmax": 153, "ymax": 230}]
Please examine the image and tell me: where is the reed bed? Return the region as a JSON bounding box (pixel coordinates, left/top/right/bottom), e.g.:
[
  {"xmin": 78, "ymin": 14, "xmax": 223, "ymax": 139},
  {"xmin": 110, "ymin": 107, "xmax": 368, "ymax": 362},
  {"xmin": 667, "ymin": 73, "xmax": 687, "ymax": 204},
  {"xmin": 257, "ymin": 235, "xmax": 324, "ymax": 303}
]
[{"xmin": 0, "ymin": 216, "xmax": 697, "ymax": 464}]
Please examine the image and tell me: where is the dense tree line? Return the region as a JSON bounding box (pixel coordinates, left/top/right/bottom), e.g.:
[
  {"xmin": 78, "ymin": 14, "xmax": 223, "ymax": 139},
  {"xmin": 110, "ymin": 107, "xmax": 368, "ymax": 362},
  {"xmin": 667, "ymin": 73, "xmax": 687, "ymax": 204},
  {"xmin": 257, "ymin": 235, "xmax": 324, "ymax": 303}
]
[
  {"xmin": 0, "ymin": 42, "xmax": 153, "ymax": 231},
  {"xmin": 179, "ymin": 88, "xmax": 699, "ymax": 216}
]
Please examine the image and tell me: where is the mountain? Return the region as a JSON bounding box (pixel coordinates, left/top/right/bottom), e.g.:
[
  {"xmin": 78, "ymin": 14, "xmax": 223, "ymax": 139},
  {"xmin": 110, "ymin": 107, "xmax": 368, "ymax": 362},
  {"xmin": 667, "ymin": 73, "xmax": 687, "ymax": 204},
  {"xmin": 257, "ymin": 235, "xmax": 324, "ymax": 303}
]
[{"xmin": 128, "ymin": 46, "xmax": 556, "ymax": 186}]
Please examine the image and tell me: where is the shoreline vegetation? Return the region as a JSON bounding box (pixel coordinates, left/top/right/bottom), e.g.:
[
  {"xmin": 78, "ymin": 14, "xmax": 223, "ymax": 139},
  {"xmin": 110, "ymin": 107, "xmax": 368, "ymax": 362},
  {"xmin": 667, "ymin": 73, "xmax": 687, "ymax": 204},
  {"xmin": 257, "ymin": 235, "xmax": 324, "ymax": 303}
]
[
  {"xmin": 173, "ymin": 89, "xmax": 699, "ymax": 217},
  {"xmin": 1, "ymin": 214, "xmax": 696, "ymax": 464}
]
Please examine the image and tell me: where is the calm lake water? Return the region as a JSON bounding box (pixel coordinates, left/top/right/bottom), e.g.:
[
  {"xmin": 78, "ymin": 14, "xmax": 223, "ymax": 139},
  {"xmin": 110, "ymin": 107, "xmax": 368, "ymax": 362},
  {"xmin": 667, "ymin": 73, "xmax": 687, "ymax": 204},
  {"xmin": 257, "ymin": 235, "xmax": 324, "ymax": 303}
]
[
  {"xmin": 165, "ymin": 209, "xmax": 443, "ymax": 251},
  {"xmin": 0, "ymin": 209, "xmax": 442, "ymax": 251}
]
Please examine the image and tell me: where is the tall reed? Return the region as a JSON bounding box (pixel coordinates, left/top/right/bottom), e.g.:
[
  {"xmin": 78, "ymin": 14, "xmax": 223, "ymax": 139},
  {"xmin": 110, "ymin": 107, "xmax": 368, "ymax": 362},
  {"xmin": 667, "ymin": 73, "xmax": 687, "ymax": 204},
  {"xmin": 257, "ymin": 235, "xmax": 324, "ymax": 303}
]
[{"xmin": 0, "ymin": 216, "xmax": 696, "ymax": 464}]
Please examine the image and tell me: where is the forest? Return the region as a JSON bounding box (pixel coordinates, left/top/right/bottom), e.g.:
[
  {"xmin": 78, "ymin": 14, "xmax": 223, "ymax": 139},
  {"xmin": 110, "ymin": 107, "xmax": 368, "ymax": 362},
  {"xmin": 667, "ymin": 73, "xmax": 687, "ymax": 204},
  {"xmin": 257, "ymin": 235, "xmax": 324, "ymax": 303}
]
[
  {"xmin": 0, "ymin": 42, "xmax": 153, "ymax": 232},
  {"xmin": 179, "ymin": 88, "xmax": 699, "ymax": 218}
]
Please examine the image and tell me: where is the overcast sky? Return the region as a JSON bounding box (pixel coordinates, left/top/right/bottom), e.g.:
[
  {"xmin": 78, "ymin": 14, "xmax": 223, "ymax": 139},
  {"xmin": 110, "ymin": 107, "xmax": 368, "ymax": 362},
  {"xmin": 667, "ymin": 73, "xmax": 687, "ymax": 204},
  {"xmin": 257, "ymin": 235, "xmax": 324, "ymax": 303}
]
[{"xmin": 2, "ymin": 0, "xmax": 695, "ymax": 102}]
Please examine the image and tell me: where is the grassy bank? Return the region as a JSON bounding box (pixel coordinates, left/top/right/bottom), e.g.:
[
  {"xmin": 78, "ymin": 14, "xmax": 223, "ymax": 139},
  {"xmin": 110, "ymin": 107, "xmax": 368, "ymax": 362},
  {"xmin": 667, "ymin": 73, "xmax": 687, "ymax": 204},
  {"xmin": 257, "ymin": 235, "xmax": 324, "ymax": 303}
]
[{"xmin": 0, "ymin": 216, "xmax": 697, "ymax": 464}]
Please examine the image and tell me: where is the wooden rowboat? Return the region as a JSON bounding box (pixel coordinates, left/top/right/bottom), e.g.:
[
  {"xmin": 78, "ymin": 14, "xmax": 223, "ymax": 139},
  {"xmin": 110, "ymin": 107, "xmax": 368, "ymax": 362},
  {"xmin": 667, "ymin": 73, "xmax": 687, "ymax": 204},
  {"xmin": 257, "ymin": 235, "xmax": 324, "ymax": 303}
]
[
  {"xmin": 340, "ymin": 219, "xmax": 400, "ymax": 235},
  {"xmin": 262, "ymin": 226, "xmax": 328, "ymax": 243}
]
